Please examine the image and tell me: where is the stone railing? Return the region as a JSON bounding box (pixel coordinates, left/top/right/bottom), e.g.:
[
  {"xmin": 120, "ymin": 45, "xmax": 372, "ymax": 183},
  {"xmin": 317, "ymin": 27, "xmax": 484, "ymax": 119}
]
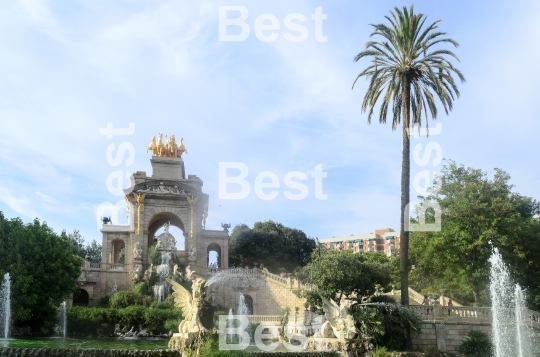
[
  {"xmin": 407, "ymin": 287, "xmax": 463, "ymax": 307},
  {"xmin": 408, "ymin": 287, "xmax": 427, "ymax": 305},
  {"xmin": 109, "ymin": 263, "xmax": 125, "ymax": 271},
  {"xmin": 248, "ymin": 315, "xmax": 281, "ymax": 323},
  {"xmin": 83, "ymin": 261, "xmax": 129, "ymax": 271},
  {"xmin": 208, "ymin": 267, "xmax": 305, "ymax": 289},
  {"xmin": 447, "ymin": 306, "xmax": 491, "ymax": 321},
  {"xmin": 409, "ymin": 304, "xmax": 492, "ymax": 323},
  {"xmin": 257, "ymin": 269, "xmax": 289, "ymax": 286},
  {"xmin": 84, "ymin": 261, "xmax": 102, "ymax": 270}
]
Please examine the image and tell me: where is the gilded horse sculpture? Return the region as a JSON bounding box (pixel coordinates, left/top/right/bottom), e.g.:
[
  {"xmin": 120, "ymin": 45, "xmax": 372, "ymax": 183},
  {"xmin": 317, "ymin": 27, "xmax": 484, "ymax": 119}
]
[
  {"xmin": 147, "ymin": 134, "xmax": 187, "ymax": 158},
  {"xmin": 146, "ymin": 136, "xmax": 157, "ymax": 155}
]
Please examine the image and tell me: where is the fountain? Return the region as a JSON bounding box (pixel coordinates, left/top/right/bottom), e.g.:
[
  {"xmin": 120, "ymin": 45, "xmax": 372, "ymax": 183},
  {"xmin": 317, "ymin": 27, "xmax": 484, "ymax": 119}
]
[
  {"xmin": 237, "ymin": 294, "xmax": 250, "ymax": 316},
  {"xmin": 0, "ymin": 273, "xmax": 11, "ymax": 339},
  {"xmin": 153, "ymin": 251, "xmax": 172, "ymax": 302},
  {"xmin": 56, "ymin": 301, "xmax": 67, "ymax": 338},
  {"xmin": 489, "ymin": 248, "xmax": 533, "ymax": 357},
  {"xmin": 149, "ymin": 223, "xmax": 177, "ymax": 302}
]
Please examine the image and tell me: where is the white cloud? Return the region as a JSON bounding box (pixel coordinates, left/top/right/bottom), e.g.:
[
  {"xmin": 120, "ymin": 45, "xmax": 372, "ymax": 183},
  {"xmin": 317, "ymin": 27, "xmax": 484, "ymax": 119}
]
[{"xmin": 0, "ymin": 184, "xmax": 39, "ymax": 219}]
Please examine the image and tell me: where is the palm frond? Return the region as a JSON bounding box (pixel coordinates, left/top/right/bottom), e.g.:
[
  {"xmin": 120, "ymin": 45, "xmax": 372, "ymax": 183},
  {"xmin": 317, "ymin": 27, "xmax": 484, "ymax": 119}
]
[{"xmin": 353, "ymin": 5, "xmax": 465, "ymax": 135}]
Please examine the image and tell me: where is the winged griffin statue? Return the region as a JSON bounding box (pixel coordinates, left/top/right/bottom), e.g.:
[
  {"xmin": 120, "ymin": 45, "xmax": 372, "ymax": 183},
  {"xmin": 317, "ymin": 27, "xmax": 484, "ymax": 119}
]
[
  {"xmin": 320, "ymin": 297, "xmax": 358, "ymax": 340},
  {"xmin": 167, "ymin": 277, "xmax": 207, "ymax": 335}
]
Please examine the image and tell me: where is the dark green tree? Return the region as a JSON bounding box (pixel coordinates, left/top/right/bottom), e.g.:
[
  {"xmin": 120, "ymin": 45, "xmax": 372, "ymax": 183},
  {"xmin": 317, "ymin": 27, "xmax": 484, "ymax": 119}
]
[
  {"xmin": 0, "ymin": 212, "xmax": 83, "ymax": 330},
  {"xmin": 67, "ymin": 229, "xmax": 102, "ymax": 263},
  {"xmin": 409, "ymin": 161, "xmax": 540, "ymax": 306},
  {"xmin": 229, "ymin": 221, "xmax": 316, "ymax": 273},
  {"xmin": 298, "ymin": 249, "xmax": 391, "ymax": 308},
  {"xmin": 353, "ymin": 5, "xmax": 465, "ymax": 306}
]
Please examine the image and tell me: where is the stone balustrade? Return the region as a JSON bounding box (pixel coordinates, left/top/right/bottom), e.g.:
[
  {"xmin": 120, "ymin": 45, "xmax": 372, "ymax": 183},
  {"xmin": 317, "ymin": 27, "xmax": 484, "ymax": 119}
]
[
  {"xmin": 207, "ymin": 267, "xmax": 301, "ymax": 289},
  {"xmin": 409, "ymin": 304, "xmax": 492, "ymax": 322},
  {"xmin": 83, "ymin": 261, "xmax": 127, "ymax": 271},
  {"xmin": 84, "ymin": 261, "xmax": 102, "ymax": 270},
  {"xmin": 406, "ymin": 288, "xmax": 463, "ymax": 307},
  {"xmin": 408, "ymin": 304, "xmax": 540, "ymax": 329},
  {"xmin": 248, "ymin": 315, "xmax": 281, "ymax": 323}
]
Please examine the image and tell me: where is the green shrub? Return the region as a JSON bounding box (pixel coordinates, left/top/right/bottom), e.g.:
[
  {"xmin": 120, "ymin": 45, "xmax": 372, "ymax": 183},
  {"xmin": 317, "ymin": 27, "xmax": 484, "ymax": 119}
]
[
  {"xmin": 370, "ymin": 295, "xmax": 397, "ymax": 304},
  {"xmin": 67, "ymin": 305, "xmax": 182, "ymax": 336},
  {"xmin": 109, "ymin": 291, "xmax": 141, "ymax": 309},
  {"xmin": 197, "ymin": 334, "xmax": 251, "ymax": 357},
  {"xmin": 98, "ymin": 295, "xmax": 110, "ymax": 307},
  {"xmin": 371, "ymin": 346, "xmax": 391, "ymax": 357},
  {"xmin": 213, "ymin": 310, "xmax": 228, "ymax": 328},
  {"xmin": 151, "ymin": 299, "xmax": 175, "ymax": 309},
  {"xmin": 133, "ymin": 282, "xmax": 149, "ymax": 296},
  {"xmin": 164, "ymin": 319, "xmax": 181, "ymax": 333},
  {"xmin": 459, "ymin": 330, "xmax": 494, "ymax": 357},
  {"xmin": 353, "ymin": 303, "xmax": 422, "ymax": 351}
]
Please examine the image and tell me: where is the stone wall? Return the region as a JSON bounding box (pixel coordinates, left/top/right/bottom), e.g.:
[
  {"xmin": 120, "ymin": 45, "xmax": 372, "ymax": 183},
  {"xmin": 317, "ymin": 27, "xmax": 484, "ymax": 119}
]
[
  {"xmin": 410, "ymin": 304, "xmax": 540, "ymax": 353},
  {"xmin": 413, "ymin": 321, "xmax": 492, "ymax": 353},
  {"xmin": 209, "ymin": 268, "xmax": 307, "ymax": 315}
]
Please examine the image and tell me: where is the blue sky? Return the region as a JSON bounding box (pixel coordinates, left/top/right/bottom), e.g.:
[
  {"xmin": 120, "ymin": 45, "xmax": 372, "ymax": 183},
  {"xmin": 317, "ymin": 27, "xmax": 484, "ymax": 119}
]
[{"xmin": 0, "ymin": 0, "xmax": 539, "ymax": 245}]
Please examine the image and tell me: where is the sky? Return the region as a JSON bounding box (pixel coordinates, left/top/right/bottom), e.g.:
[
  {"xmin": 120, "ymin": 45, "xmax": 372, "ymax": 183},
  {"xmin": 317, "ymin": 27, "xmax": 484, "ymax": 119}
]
[{"xmin": 0, "ymin": 0, "xmax": 539, "ymax": 245}]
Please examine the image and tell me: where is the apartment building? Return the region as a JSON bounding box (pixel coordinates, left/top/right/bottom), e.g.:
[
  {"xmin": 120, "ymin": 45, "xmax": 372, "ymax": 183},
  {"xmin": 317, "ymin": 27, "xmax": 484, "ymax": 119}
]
[{"xmin": 318, "ymin": 228, "xmax": 400, "ymax": 257}]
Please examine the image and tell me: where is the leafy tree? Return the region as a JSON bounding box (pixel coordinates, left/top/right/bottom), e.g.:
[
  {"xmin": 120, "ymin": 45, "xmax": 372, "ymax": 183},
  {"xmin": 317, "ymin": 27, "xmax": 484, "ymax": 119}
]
[
  {"xmin": 353, "ymin": 5, "xmax": 465, "ymax": 306},
  {"xmin": 298, "ymin": 250, "xmax": 391, "ymax": 307},
  {"xmin": 0, "ymin": 212, "xmax": 82, "ymax": 330},
  {"xmin": 83, "ymin": 240, "xmax": 103, "ymax": 263},
  {"xmin": 67, "ymin": 229, "xmax": 102, "ymax": 263},
  {"xmin": 409, "ymin": 161, "xmax": 540, "ymax": 306},
  {"xmin": 229, "ymin": 221, "xmax": 316, "ymax": 273}
]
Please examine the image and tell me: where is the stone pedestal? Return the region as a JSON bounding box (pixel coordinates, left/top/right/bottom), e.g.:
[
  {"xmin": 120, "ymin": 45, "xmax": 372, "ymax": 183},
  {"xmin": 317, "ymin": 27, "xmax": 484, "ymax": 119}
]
[
  {"xmin": 151, "ymin": 157, "xmax": 185, "ymax": 179},
  {"xmin": 168, "ymin": 332, "xmax": 204, "ymax": 352}
]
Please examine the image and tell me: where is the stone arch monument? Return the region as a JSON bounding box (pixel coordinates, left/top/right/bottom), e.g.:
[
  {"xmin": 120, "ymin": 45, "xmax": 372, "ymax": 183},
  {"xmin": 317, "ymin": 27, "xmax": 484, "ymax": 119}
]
[{"xmin": 83, "ymin": 135, "xmax": 230, "ymax": 303}]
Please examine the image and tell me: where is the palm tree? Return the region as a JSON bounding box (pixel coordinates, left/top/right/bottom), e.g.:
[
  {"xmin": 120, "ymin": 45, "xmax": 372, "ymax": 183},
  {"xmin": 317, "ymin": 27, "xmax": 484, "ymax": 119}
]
[{"xmin": 352, "ymin": 6, "xmax": 464, "ymax": 307}]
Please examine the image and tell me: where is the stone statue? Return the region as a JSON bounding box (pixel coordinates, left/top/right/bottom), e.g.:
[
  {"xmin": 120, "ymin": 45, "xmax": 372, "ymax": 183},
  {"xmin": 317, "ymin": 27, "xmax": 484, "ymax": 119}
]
[
  {"xmin": 185, "ymin": 265, "xmax": 197, "ymax": 281},
  {"xmin": 111, "ymin": 281, "xmax": 118, "ymax": 295},
  {"xmin": 167, "ymin": 277, "xmax": 207, "ymax": 334},
  {"xmin": 133, "ymin": 242, "xmax": 143, "ymax": 260},
  {"xmin": 321, "ymin": 297, "xmax": 357, "ymax": 340},
  {"xmin": 202, "ymin": 208, "xmax": 208, "ymax": 230},
  {"xmin": 188, "ymin": 245, "xmax": 197, "ymax": 262},
  {"xmin": 131, "ymin": 264, "xmax": 142, "ymax": 282},
  {"xmin": 173, "ymin": 264, "xmax": 183, "ymax": 280}
]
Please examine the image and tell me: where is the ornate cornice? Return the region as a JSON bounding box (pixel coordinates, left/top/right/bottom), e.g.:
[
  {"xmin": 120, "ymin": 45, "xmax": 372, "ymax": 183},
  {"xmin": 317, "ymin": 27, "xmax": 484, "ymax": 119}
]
[{"xmin": 131, "ymin": 180, "xmax": 199, "ymax": 197}]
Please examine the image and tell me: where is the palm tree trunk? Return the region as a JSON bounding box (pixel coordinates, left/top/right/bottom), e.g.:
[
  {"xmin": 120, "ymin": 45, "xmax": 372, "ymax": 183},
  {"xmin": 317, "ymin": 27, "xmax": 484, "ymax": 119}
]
[
  {"xmin": 400, "ymin": 77, "xmax": 412, "ymax": 350},
  {"xmin": 400, "ymin": 78, "xmax": 411, "ymax": 308}
]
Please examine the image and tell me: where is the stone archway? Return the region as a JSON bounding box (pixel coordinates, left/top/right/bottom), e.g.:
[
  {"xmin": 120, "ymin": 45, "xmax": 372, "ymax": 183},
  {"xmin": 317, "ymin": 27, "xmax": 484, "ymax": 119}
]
[
  {"xmin": 207, "ymin": 243, "xmax": 222, "ymax": 268},
  {"xmin": 111, "ymin": 239, "xmax": 125, "ymax": 264},
  {"xmin": 243, "ymin": 294, "xmax": 254, "ymax": 315},
  {"xmin": 147, "ymin": 212, "xmax": 186, "ymax": 248},
  {"xmin": 73, "ymin": 289, "xmax": 89, "ymax": 306}
]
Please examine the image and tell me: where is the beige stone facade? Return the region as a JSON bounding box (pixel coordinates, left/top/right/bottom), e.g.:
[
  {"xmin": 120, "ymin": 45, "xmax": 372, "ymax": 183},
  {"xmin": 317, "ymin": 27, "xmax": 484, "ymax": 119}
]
[
  {"xmin": 76, "ymin": 156, "xmax": 230, "ymax": 306},
  {"xmin": 209, "ymin": 268, "xmax": 307, "ymax": 315}
]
